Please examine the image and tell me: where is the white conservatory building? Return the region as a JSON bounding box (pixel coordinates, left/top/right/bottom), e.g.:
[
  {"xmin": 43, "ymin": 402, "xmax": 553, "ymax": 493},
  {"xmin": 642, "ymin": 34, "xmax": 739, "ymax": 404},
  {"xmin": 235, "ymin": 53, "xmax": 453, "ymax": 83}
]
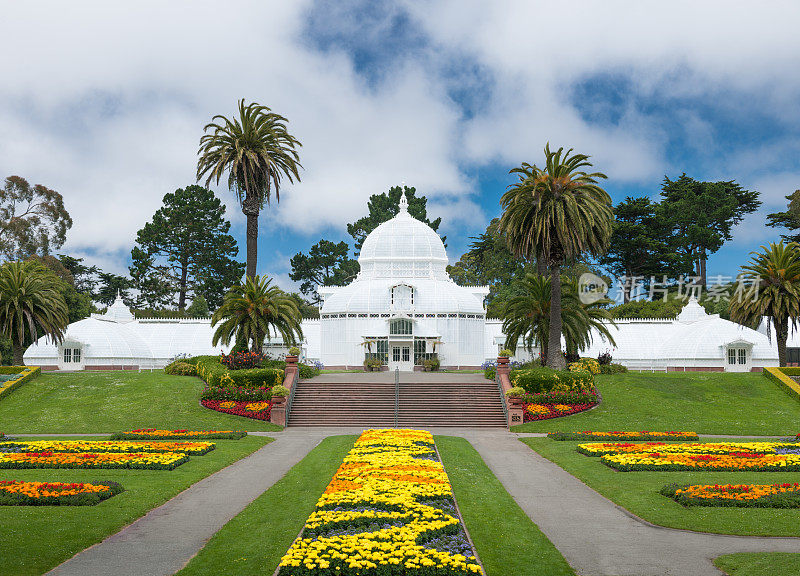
[
  {"xmin": 22, "ymin": 193, "xmax": 782, "ymax": 373},
  {"xmin": 316, "ymin": 192, "xmax": 489, "ymax": 370}
]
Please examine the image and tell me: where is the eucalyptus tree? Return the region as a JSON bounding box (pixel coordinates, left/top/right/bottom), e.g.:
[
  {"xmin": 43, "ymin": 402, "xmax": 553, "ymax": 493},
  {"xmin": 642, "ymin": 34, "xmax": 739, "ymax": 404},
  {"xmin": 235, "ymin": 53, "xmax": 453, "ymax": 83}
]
[
  {"xmin": 0, "ymin": 260, "xmax": 68, "ymax": 365},
  {"xmin": 197, "ymin": 99, "xmax": 302, "ymax": 279},
  {"xmin": 729, "ymin": 242, "xmax": 800, "ymax": 366},
  {"xmin": 499, "ymin": 145, "xmax": 613, "ymax": 368},
  {"xmin": 211, "ymin": 275, "xmax": 303, "ymax": 352}
]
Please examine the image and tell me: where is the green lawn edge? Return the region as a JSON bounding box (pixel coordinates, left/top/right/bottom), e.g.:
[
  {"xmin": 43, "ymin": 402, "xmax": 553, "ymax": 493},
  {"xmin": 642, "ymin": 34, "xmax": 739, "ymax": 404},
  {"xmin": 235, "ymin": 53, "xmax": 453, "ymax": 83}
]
[
  {"xmin": 512, "ymin": 372, "xmax": 800, "ymax": 435},
  {"xmin": 176, "ymin": 435, "xmax": 358, "ymax": 576},
  {"xmin": 436, "ymin": 436, "xmax": 575, "ymax": 576},
  {"xmin": 0, "ymin": 435, "xmax": 273, "ymax": 576},
  {"xmin": 0, "ymin": 371, "xmax": 282, "ymax": 433},
  {"xmin": 714, "ymin": 552, "xmax": 800, "ymax": 575},
  {"xmin": 520, "ymin": 437, "xmax": 800, "ymax": 537}
]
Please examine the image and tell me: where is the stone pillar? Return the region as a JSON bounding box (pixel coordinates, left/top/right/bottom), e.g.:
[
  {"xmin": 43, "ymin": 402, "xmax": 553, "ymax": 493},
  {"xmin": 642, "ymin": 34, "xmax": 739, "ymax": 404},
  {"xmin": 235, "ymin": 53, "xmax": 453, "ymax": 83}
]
[
  {"xmin": 496, "ymin": 356, "xmax": 523, "ymax": 428},
  {"xmin": 270, "ymin": 396, "xmax": 286, "ymax": 426}
]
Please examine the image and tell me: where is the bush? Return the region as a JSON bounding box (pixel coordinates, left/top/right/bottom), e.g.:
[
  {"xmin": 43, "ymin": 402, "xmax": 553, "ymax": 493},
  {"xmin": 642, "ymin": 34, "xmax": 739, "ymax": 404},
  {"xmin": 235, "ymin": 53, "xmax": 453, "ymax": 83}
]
[
  {"xmin": 498, "ymin": 349, "xmax": 513, "ymax": 358},
  {"xmin": 423, "ymin": 357, "xmax": 440, "ymax": 371},
  {"xmin": 598, "ymin": 362, "xmax": 628, "ymax": 374},
  {"xmin": 505, "ymin": 386, "xmax": 525, "ymax": 397},
  {"xmin": 510, "ymin": 367, "xmax": 594, "ymax": 394},
  {"xmin": 219, "ymin": 351, "xmax": 265, "ymax": 370},
  {"xmin": 200, "ymin": 386, "xmax": 271, "ymax": 402},
  {"xmin": 271, "ymin": 385, "xmax": 290, "ymax": 397},
  {"xmin": 568, "ymin": 358, "xmax": 601, "ymax": 375},
  {"xmin": 164, "ymin": 361, "xmax": 197, "ymax": 376},
  {"xmin": 364, "ymin": 358, "xmax": 383, "ymax": 371},
  {"xmin": 192, "ymin": 356, "xmax": 283, "ymax": 388},
  {"xmin": 288, "ymin": 346, "xmax": 300, "ymax": 356},
  {"xmin": 298, "ymin": 362, "xmax": 321, "ymax": 379},
  {"xmin": 597, "ymin": 350, "xmax": 612, "ymax": 365}
]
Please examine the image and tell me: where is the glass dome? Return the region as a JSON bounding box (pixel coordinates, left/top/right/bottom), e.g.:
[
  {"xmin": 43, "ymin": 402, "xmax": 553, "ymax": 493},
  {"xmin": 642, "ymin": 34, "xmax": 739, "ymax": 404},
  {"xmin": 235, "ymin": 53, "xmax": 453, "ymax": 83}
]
[{"xmin": 357, "ymin": 192, "xmax": 449, "ymax": 280}]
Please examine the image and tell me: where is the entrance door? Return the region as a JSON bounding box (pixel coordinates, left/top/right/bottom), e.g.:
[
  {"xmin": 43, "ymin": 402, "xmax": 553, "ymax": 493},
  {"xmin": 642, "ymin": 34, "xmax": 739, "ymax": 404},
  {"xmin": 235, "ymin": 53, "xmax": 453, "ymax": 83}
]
[{"xmin": 390, "ymin": 345, "xmax": 413, "ymax": 371}]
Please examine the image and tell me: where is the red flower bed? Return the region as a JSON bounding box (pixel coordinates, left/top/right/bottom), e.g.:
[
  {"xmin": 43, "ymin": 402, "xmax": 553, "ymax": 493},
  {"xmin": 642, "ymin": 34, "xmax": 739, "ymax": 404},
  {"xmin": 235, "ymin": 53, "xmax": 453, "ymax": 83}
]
[
  {"xmin": 201, "ymin": 399, "xmax": 271, "ymax": 421},
  {"xmin": 523, "ymin": 402, "xmax": 596, "ymax": 422}
]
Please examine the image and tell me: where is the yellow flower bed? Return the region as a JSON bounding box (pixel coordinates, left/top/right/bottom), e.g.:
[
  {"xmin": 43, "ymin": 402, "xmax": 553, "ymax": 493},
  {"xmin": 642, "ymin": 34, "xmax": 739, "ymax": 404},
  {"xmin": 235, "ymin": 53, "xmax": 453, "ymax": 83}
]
[
  {"xmin": 0, "ymin": 366, "xmax": 41, "ymax": 400},
  {"xmin": 0, "ymin": 439, "xmax": 215, "ymax": 455},
  {"xmin": 602, "ymin": 451, "xmax": 800, "ymax": 472},
  {"xmin": 578, "ymin": 441, "xmax": 799, "ymax": 457},
  {"xmin": 277, "ymin": 429, "xmax": 483, "ymax": 575},
  {"xmin": 0, "ymin": 451, "xmax": 188, "ymax": 470}
]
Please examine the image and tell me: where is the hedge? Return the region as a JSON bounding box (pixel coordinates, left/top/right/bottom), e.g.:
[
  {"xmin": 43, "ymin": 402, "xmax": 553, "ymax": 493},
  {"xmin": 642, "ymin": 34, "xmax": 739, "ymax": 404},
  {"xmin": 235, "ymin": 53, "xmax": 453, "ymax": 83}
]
[
  {"xmin": 188, "ymin": 356, "xmax": 283, "ymax": 388},
  {"xmin": 0, "ymin": 366, "xmax": 41, "ymax": 401},
  {"xmin": 763, "ymin": 367, "xmax": 800, "ymax": 402},
  {"xmin": 510, "ymin": 367, "xmax": 594, "ymax": 394}
]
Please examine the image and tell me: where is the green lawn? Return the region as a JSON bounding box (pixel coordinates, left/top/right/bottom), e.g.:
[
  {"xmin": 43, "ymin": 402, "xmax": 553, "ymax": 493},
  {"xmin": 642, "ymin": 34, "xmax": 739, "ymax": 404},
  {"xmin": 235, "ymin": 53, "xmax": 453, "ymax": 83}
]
[
  {"xmin": 0, "ymin": 434, "xmax": 272, "ymax": 576},
  {"xmin": 0, "ymin": 371, "xmax": 281, "ymax": 433},
  {"xmin": 714, "ymin": 553, "xmax": 800, "ymax": 575},
  {"xmin": 179, "ymin": 435, "xmax": 575, "ymax": 576},
  {"xmin": 512, "ymin": 372, "xmax": 800, "ymax": 435},
  {"xmin": 436, "ymin": 436, "xmax": 575, "ymax": 576},
  {"xmin": 521, "ymin": 437, "xmax": 800, "ymax": 536},
  {"xmin": 177, "ymin": 435, "xmax": 357, "ymax": 576}
]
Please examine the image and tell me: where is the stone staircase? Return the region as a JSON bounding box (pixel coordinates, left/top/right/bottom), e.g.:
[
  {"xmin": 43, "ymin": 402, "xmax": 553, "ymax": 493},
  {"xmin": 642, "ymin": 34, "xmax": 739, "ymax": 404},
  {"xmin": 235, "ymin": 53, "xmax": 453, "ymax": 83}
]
[{"xmin": 287, "ymin": 375, "xmax": 507, "ymax": 427}]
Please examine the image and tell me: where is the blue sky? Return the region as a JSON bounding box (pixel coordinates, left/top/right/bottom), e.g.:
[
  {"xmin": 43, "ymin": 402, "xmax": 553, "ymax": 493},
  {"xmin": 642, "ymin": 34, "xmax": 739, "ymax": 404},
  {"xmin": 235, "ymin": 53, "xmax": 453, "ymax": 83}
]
[{"xmin": 1, "ymin": 1, "xmax": 799, "ymax": 296}]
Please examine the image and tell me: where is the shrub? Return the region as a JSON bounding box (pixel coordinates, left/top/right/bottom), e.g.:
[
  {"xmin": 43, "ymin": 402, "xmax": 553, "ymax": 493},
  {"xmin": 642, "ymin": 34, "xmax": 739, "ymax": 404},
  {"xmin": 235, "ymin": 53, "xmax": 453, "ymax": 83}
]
[
  {"xmin": 423, "ymin": 357, "xmax": 440, "ymax": 371},
  {"xmin": 498, "ymin": 349, "xmax": 513, "ymax": 358},
  {"xmin": 598, "ymin": 362, "xmax": 628, "ymax": 374},
  {"xmin": 164, "ymin": 361, "xmax": 197, "ymax": 376},
  {"xmin": 298, "ymin": 362, "xmax": 321, "ymax": 379},
  {"xmin": 192, "ymin": 356, "xmax": 283, "ymax": 388},
  {"xmin": 597, "ymin": 350, "xmax": 613, "ymax": 365},
  {"xmin": 510, "ymin": 367, "xmax": 594, "ymax": 394},
  {"xmin": 271, "ymin": 385, "xmax": 290, "ymax": 397},
  {"xmin": 201, "ymin": 386, "xmax": 271, "ymax": 402},
  {"xmin": 364, "ymin": 358, "xmax": 383, "ymax": 371},
  {"xmin": 288, "ymin": 346, "xmax": 300, "ymax": 356},
  {"xmin": 568, "ymin": 358, "xmax": 601, "ymax": 375},
  {"xmin": 505, "ymin": 386, "xmax": 525, "ymax": 397},
  {"xmin": 219, "ymin": 350, "xmax": 265, "ymax": 370}
]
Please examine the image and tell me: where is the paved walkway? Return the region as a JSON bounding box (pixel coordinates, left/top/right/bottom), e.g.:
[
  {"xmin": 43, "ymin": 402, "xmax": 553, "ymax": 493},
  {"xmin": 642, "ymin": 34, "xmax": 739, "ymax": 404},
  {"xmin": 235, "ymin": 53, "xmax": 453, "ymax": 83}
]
[
  {"xmin": 35, "ymin": 427, "xmax": 800, "ymax": 576},
  {"xmin": 465, "ymin": 430, "xmax": 800, "ymax": 576},
  {"xmin": 46, "ymin": 430, "xmax": 329, "ymax": 576}
]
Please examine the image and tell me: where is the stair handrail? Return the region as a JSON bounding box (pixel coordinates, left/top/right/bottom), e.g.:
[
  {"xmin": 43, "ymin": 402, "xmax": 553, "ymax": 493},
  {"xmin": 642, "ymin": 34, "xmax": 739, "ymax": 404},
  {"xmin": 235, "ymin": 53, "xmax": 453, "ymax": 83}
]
[
  {"xmin": 495, "ymin": 369, "xmax": 508, "ymax": 422},
  {"xmin": 394, "ymin": 367, "xmax": 399, "ymax": 428},
  {"xmin": 285, "ymin": 367, "xmax": 300, "ymax": 426}
]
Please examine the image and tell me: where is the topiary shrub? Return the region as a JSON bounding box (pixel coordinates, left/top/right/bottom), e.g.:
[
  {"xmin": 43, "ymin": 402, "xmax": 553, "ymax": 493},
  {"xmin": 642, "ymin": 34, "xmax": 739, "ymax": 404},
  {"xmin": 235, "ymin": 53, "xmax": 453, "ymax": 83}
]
[
  {"xmin": 510, "ymin": 367, "xmax": 594, "ymax": 394},
  {"xmin": 192, "ymin": 356, "xmax": 283, "ymax": 388}
]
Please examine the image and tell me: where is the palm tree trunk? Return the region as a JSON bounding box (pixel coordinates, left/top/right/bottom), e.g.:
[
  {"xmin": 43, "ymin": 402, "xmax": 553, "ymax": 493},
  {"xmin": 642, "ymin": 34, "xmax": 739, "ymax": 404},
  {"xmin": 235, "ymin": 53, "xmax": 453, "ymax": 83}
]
[
  {"xmin": 536, "ymin": 247, "xmax": 548, "ymax": 277},
  {"xmin": 12, "ymin": 342, "xmax": 24, "ymax": 366},
  {"xmin": 547, "ymin": 264, "xmax": 565, "ymax": 369},
  {"xmin": 244, "ymin": 203, "xmax": 259, "ymax": 280},
  {"xmin": 776, "ymin": 317, "xmax": 789, "ymax": 367}
]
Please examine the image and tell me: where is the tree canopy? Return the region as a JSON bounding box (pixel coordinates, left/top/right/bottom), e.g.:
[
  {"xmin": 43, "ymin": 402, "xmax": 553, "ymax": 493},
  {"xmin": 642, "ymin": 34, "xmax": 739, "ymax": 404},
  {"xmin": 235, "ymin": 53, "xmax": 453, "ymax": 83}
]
[
  {"xmin": 289, "ymin": 239, "xmax": 359, "ymax": 304},
  {"xmin": 0, "ymin": 176, "xmax": 72, "ymax": 262},
  {"xmin": 129, "ymin": 185, "xmax": 244, "ymax": 310},
  {"xmin": 766, "ymin": 189, "xmax": 800, "ymax": 243}
]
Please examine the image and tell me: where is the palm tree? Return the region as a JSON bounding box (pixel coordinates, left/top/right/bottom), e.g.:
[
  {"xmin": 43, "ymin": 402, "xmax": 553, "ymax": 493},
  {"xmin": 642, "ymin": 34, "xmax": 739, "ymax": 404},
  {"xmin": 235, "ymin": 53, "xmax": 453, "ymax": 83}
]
[
  {"xmin": 0, "ymin": 260, "xmax": 68, "ymax": 365},
  {"xmin": 502, "ymin": 273, "xmax": 615, "ymax": 365},
  {"xmin": 211, "ymin": 275, "xmax": 303, "ymax": 353},
  {"xmin": 729, "ymin": 242, "xmax": 800, "ymax": 366},
  {"xmin": 197, "ymin": 99, "xmax": 302, "ymax": 280},
  {"xmin": 499, "ymin": 144, "xmax": 613, "ymax": 368}
]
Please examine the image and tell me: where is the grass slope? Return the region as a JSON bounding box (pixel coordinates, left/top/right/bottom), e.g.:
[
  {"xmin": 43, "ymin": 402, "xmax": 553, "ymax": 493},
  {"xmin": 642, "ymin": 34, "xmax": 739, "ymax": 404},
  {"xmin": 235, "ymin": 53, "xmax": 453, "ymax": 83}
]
[
  {"xmin": 521, "ymin": 437, "xmax": 800, "ymax": 537},
  {"xmin": 0, "ymin": 435, "xmax": 272, "ymax": 576},
  {"xmin": 177, "ymin": 435, "xmax": 357, "ymax": 576},
  {"xmin": 436, "ymin": 436, "xmax": 575, "ymax": 576},
  {"xmin": 714, "ymin": 553, "xmax": 800, "ymax": 575},
  {"xmin": 0, "ymin": 371, "xmax": 281, "ymax": 433},
  {"xmin": 513, "ymin": 372, "xmax": 800, "ymax": 435}
]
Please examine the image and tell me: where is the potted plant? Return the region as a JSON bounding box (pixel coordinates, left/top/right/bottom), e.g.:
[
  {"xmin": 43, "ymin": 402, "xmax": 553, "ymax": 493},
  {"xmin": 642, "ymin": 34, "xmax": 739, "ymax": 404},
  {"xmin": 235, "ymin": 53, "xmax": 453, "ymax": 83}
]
[
  {"xmin": 498, "ymin": 349, "xmax": 513, "ymax": 365},
  {"xmin": 271, "ymin": 384, "xmax": 290, "ymax": 405},
  {"xmin": 286, "ymin": 346, "xmax": 300, "ymax": 364},
  {"xmin": 363, "ymin": 358, "xmax": 382, "ymax": 372},
  {"xmin": 505, "ymin": 386, "xmax": 526, "ymax": 406}
]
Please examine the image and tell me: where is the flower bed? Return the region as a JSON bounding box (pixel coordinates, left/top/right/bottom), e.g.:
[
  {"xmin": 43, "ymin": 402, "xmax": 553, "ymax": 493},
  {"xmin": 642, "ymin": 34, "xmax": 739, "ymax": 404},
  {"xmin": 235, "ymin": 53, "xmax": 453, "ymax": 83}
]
[
  {"xmin": 200, "ymin": 385, "xmax": 271, "ymax": 402},
  {"xmin": 523, "ymin": 402, "xmax": 596, "ymax": 422},
  {"xmin": 0, "ymin": 366, "xmax": 41, "ymax": 401},
  {"xmin": 661, "ymin": 482, "xmax": 800, "ymax": 507},
  {"xmin": 0, "ymin": 480, "xmax": 124, "ymax": 506},
  {"xmin": 601, "ymin": 451, "xmax": 800, "ymax": 472},
  {"xmin": 201, "ymin": 399, "xmax": 271, "ymax": 421},
  {"xmin": 548, "ymin": 431, "xmax": 699, "ymax": 441},
  {"xmin": 578, "ymin": 441, "xmax": 799, "ymax": 457},
  {"xmin": 111, "ymin": 429, "xmax": 247, "ymax": 440},
  {"xmin": 0, "ymin": 451, "xmax": 188, "ymax": 470},
  {"xmin": 0, "ymin": 440, "xmax": 215, "ymax": 455},
  {"xmin": 277, "ymin": 429, "xmax": 484, "ymax": 575}
]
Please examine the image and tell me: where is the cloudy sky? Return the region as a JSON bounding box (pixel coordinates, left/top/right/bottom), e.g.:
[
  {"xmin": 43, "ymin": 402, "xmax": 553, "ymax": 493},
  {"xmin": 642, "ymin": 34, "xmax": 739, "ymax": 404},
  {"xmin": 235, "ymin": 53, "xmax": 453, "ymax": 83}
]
[{"xmin": 2, "ymin": 1, "xmax": 799, "ymax": 292}]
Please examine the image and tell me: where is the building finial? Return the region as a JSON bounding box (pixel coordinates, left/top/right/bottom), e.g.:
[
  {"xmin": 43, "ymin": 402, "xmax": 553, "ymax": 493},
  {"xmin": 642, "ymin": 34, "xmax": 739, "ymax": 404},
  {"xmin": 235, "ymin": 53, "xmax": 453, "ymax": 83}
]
[{"xmin": 399, "ymin": 189, "xmax": 409, "ymax": 213}]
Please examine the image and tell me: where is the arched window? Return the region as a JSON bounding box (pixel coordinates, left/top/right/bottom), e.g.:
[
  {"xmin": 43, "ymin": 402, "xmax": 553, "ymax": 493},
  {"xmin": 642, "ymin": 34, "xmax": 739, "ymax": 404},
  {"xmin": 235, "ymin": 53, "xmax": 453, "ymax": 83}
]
[
  {"xmin": 390, "ymin": 318, "xmax": 413, "ymax": 335},
  {"xmin": 391, "ymin": 285, "xmax": 414, "ymax": 310}
]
